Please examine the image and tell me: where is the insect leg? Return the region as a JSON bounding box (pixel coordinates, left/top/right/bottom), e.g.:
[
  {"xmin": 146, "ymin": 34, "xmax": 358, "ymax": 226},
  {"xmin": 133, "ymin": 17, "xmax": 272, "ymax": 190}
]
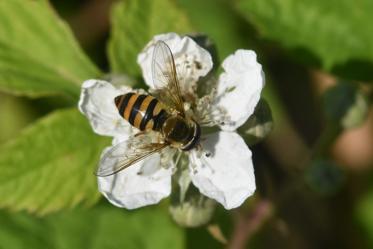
[{"xmin": 134, "ymin": 131, "xmax": 147, "ymax": 137}]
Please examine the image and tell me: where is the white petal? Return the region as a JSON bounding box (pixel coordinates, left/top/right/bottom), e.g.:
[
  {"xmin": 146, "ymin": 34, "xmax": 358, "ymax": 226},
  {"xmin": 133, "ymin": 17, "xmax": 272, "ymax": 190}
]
[
  {"xmin": 189, "ymin": 131, "xmax": 256, "ymax": 209},
  {"xmin": 78, "ymin": 79, "xmax": 133, "ymax": 138},
  {"xmin": 98, "ymin": 146, "xmax": 172, "ymax": 209},
  {"xmin": 137, "ymin": 33, "xmax": 213, "ymax": 92},
  {"xmin": 215, "ymin": 50, "xmax": 265, "ymax": 131}
]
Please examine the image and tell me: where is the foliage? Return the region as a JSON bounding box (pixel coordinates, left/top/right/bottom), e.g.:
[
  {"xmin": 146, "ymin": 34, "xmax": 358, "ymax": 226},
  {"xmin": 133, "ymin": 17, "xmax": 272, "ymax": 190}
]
[
  {"xmin": 0, "ymin": 205, "xmax": 184, "ymax": 249},
  {"xmin": 0, "ymin": 109, "xmax": 109, "ymax": 214},
  {"xmin": 177, "ymin": 0, "xmax": 256, "ymax": 59},
  {"xmin": 0, "ymin": 0, "xmax": 100, "ymax": 99},
  {"xmin": 236, "ymin": 0, "xmax": 373, "ymax": 81},
  {"xmin": 108, "ymin": 0, "xmax": 192, "ymax": 76}
]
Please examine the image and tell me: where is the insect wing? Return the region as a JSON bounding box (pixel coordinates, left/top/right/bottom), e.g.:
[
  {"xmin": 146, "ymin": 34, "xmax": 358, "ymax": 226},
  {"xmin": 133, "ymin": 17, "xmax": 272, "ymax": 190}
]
[
  {"xmin": 96, "ymin": 135, "xmax": 168, "ymax": 177},
  {"xmin": 152, "ymin": 41, "xmax": 186, "ymax": 116}
]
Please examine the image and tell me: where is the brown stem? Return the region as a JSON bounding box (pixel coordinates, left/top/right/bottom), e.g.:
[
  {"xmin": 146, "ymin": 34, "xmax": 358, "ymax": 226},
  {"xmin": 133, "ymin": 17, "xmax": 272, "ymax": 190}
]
[{"xmin": 228, "ymin": 200, "xmax": 273, "ymax": 249}]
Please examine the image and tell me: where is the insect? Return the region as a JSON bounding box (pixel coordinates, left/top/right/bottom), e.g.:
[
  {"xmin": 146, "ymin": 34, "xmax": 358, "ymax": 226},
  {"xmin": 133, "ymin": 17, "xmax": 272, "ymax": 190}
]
[{"xmin": 96, "ymin": 41, "xmax": 201, "ymax": 177}]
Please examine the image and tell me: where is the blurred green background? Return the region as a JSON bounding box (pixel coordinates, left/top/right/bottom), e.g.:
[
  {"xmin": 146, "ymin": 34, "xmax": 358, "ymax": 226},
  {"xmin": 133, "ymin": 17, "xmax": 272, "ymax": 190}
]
[{"xmin": 0, "ymin": 0, "xmax": 372, "ymax": 248}]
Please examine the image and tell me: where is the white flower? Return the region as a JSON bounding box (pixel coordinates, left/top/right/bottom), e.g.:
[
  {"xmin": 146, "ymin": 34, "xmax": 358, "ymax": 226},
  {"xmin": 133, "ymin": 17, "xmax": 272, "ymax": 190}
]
[{"xmin": 78, "ymin": 33, "xmax": 265, "ymax": 210}]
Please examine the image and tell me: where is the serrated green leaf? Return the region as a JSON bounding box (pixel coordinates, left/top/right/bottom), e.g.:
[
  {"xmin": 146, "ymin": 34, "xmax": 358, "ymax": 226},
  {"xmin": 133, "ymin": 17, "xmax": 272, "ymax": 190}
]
[
  {"xmin": 0, "ymin": 108, "xmax": 110, "ymax": 215},
  {"xmin": 108, "ymin": 0, "xmax": 193, "ymax": 76},
  {"xmin": 0, "ymin": 206, "xmax": 185, "ymax": 249},
  {"xmin": 236, "ymin": 0, "xmax": 373, "ymax": 81},
  {"xmin": 0, "ymin": 0, "xmax": 101, "ymax": 99}
]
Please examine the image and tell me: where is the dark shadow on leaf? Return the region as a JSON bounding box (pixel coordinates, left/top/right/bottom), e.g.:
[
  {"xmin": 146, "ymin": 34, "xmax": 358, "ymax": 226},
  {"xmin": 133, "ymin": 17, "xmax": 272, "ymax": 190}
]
[
  {"xmin": 288, "ymin": 47, "xmax": 323, "ymax": 69},
  {"xmin": 332, "ymin": 59, "xmax": 373, "ymax": 82}
]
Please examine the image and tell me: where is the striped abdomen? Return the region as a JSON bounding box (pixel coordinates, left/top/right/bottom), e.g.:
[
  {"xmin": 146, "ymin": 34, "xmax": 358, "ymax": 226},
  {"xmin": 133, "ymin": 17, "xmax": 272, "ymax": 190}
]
[{"xmin": 114, "ymin": 93, "xmax": 168, "ymax": 131}]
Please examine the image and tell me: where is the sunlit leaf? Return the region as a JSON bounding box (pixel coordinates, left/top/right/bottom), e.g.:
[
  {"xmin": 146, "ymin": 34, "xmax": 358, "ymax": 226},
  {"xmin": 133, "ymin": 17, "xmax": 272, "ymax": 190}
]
[
  {"xmin": 0, "ymin": 108, "xmax": 109, "ymax": 215},
  {"xmin": 236, "ymin": 0, "xmax": 373, "ymax": 81},
  {"xmin": 108, "ymin": 0, "xmax": 193, "ymax": 76},
  {"xmin": 0, "ymin": 0, "xmax": 101, "ymax": 99},
  {"xmin": 0, "ymin": 206, "xmax": 185, "ymax": 249}
]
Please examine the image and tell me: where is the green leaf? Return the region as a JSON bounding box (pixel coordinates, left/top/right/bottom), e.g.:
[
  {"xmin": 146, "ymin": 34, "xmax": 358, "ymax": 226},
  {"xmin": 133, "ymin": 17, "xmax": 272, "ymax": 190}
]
[
  {"xmin": 0, "ymin": 0, "xmax": 101, "ymax": 99},
  {"xmin": 236, "ymin": 0, "xmax": 373, "ymax": 81},
  {"xmin": 0, "ymin": 94, "xmax": 37, "ymax": 143},
  {"xmin": 108, "ymin": 0, "xmax": 193, "ymax": 76},
  {"xmin": 0, "ymin": 206, "xmax": 185, "ymax": 249},
  {"xmin": 177, "ymin": 0, "xmax": 256, "ymax": 60},
  {"xmin": 0, "ymin": 108, "xmax": 110, "ymax": 215}
]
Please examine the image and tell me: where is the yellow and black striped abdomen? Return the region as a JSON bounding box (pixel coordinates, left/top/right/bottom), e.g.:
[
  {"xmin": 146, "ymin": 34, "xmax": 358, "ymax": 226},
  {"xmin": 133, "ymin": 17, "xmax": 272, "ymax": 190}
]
[{"xmin": 114, "ymin": 93, "xmax": 168, "ymax": 131}]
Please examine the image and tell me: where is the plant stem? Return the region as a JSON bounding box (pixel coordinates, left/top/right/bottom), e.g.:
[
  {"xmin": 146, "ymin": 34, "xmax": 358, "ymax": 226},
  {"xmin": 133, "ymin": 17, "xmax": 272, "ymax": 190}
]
[
  {"xmin": 228, "ymin": 199, "xmax": 273, "ymax": 249},
  {"xmin": 312, "ymin": 122, "xmax": 342, "ymax": 159}
]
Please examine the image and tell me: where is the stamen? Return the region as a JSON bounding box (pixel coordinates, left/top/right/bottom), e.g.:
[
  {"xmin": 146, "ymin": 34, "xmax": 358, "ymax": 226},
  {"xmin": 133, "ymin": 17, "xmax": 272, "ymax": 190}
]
[{"xmin": 194, "ymin": 87, "xmax": 233, "ymax": 127}]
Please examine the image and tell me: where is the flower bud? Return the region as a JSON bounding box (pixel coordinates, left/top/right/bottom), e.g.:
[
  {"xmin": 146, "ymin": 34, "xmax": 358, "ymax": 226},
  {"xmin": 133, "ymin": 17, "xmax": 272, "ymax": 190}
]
[
  {"xmin": 341, "ymin": 91, "xmax": 369, "ymax": 129},
  {"xmin": 170, "ymin": 166, "xmax": 216, "ymax": 228},
  {"xmin": 323, "ymin": 81, "xmax": 369, "ymax": 129},
  {"xmin": 169, "ymin": 196, "xmax": 216, "ymax": 228}
]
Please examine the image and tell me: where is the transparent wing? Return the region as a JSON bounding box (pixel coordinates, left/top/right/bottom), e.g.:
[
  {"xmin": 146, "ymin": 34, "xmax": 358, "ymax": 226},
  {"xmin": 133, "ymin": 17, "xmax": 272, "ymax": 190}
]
[
  {"xmin": 96, "ymin": 135, "xmax": 168, "ymax": 177},
  {"xmin": 152, "ymin": 40, "xmax": 186, "ymax": 116}
]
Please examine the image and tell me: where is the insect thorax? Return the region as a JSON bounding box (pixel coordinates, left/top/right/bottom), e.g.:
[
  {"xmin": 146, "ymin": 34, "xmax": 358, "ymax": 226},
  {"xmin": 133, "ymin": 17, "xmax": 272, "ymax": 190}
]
[{"xmin": 161, "ymin": 116, "xmax": 201, "ymax": 150}]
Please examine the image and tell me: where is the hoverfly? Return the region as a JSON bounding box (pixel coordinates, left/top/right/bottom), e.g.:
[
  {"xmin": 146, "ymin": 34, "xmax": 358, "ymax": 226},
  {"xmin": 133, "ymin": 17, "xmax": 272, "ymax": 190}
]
[{"xmin": 96, "ymin": 41, "xmax": 201, "ymax": 177}]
